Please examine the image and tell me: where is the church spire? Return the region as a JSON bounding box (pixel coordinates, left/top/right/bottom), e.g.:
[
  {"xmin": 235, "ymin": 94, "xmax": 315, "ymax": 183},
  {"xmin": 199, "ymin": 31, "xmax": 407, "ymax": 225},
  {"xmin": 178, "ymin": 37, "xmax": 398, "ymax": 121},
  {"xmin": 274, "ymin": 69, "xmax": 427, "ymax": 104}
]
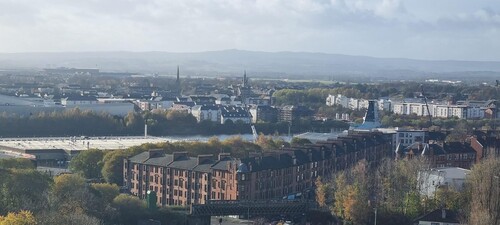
[
  {"xmin": 243, "ymin": 70, "xmax": 247, "ymax": 88},
  {"xmin": 176, "ymin": 66, "xmax": 181, "ymax": 95},
  {"xmin": 176, "ymin": 65, "xmax": 180, "ymax": 84}
]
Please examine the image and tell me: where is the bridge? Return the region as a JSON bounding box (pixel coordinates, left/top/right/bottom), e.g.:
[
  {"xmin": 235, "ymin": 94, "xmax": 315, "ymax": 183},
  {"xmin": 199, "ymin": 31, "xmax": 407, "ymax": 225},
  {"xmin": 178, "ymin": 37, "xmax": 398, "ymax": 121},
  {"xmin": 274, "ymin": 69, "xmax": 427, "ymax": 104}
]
[{"xmin": 190, "ymin": 200, "xmax": 312, "ymax": 216}]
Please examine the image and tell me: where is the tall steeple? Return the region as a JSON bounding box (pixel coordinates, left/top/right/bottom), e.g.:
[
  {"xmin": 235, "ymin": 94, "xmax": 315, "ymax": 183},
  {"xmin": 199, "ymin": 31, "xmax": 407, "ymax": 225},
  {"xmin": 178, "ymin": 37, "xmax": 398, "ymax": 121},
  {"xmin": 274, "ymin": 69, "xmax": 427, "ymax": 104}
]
[
  {"xmin": 176, "ymin": 66, "xmax": 181, "ymax": 95},
  {"xmin": 176, "ymin": 66, "xmax": 180, "ymax": 84},
  {"xmin": 243, "ymin": 70, "xmax": 247, "ymax": 88}
]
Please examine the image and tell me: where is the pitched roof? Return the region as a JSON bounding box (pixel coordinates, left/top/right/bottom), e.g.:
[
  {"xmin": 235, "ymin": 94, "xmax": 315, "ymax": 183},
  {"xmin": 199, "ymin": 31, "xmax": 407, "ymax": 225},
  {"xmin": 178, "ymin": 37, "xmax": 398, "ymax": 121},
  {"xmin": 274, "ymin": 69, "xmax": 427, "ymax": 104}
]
[
  {"xmin": 129, "ymin": 151, "xmax": 237, "ymax": 172},
  {"xmin": 413, "ymin": 209, "xmax": 460, "ymax": 224}
]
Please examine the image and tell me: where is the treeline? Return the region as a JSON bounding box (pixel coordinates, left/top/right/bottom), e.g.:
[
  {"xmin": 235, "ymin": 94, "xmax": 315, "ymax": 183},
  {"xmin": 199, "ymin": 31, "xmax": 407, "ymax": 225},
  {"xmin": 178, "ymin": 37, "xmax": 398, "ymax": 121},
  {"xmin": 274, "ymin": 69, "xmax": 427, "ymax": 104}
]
[
  {"xmin": 380, "ymin": 113, "xmax": 499, "ymax": 131},
  {"xmin": 0, "ymin": 161, "xmax": 185, "ymax": 225},
  {"xmin": 0, "ymin": 109, "xmax": 128, "ymax": 137},
  {"xmin": 316, "ymin": 157, "xmax": 500, "ymax": 225},
  {"xmin": 0, "ymin": 108, "xmax": 348, "ymax": 138},
  {"xmin": 273, "ymin": 82, "xmax": 500, "ymax": 108}
]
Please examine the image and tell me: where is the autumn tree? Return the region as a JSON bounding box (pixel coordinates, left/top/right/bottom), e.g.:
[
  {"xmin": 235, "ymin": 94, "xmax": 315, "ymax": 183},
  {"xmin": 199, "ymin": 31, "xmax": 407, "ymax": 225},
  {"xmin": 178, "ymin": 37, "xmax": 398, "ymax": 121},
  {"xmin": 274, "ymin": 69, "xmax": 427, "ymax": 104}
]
[
  {"xmin": 466, "ymin": 157, "xmax": 500, "ymax": 225},
  {"xmin": 0, "ymin": 169, "xmax": 51, "ymax": 213},
  {"xmin": 315, "ymin": 176, "xmax": 328, "ymax": 208},
  {"xmin": 332, "ymin": 160, "xmax": 372, "ymax": 225},
  {"xmin": 0, "ymin": 210, "xmax": 36, "ymax": 225}
]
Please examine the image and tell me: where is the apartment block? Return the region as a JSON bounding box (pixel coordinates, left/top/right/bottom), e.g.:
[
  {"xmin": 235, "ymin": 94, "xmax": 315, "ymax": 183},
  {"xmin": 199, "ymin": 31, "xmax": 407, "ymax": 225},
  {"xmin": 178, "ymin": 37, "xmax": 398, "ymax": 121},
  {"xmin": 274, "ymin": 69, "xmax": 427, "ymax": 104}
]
[
  {"xmin": 124, "ymin": 131, "xmax": 393, "ymax": 206},
  {"xmin": 124, "ymin": 151, "xmax": 239, "ymax": 206}
]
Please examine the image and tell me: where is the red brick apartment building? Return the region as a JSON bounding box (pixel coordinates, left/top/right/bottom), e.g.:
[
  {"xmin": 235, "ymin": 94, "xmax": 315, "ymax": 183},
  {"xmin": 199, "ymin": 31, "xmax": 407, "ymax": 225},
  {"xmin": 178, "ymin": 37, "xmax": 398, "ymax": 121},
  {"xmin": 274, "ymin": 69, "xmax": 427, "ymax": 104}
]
[
  {"xmin": 395, "ymin": 141, "xmax": 477, "ymax": 169},
  {"xmin": 469, "ymin": 130, "xmax": 500, "ymax": 162},
  {"xmin": 124, "ymin": 131, "xmax": 393, "ymax": 206}
]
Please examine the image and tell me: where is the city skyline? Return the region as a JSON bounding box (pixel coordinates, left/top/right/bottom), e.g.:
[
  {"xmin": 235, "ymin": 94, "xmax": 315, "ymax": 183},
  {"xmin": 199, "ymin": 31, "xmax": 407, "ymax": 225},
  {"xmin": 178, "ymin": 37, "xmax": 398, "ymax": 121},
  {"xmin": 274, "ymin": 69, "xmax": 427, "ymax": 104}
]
[{"xmin": 0, "ymin": 0, "xmax": 499, "ymax": 61}]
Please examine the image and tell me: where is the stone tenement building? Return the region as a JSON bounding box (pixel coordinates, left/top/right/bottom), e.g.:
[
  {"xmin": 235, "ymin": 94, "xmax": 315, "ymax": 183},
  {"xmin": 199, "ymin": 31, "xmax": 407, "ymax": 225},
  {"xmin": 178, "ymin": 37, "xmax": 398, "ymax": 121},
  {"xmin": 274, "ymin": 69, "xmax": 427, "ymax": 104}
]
[
  {"xmin": 123, "ymin": 131, "xmax": 393, "ymax": 206},
  {"xmin": 124, "ymin": 151, "xmax": 239, "ymax": 206}
]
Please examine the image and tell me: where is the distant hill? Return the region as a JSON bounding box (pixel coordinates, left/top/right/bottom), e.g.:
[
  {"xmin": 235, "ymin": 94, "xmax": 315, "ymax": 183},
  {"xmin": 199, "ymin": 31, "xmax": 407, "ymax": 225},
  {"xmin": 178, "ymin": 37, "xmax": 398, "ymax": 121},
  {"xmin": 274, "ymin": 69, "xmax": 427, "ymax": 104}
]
[{"xmin": 1, "ymin": 50, "xmax": 500, "ymax": 80}]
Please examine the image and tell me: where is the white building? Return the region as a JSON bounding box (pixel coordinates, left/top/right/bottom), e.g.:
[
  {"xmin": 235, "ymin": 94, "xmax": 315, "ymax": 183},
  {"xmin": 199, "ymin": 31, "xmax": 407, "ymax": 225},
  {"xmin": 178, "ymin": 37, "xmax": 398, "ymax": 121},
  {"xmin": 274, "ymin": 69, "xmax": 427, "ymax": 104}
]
[
  {"xmin": 328, "ymin": 94, "xmax": 350, "ymax": 108},
  {"xmin": 418, "ymin": 167, "xmax": 470, "ymax": 197},
  {"xmin": 326, "ymin": 94, "xmax": 369, "ymax": 110},
  {"xmin": 61, "ymin": 96, "xmax": 98, "ymax": 106},
  {"xmin": 326, "ymin": 94, "xmax": 335, "ymax": 106},
  {"xmin": 378, "ymin": 98, "xmax": 392, "ymax": 111},
  {"xmin": 65, "ymin": 103, "xmax": 135, "ymax": 117},
  {"xmin": 393, "ymin": 101, "xmax": 432, "ymax": 116},
  {"xmin": 190, "ymin": 105, "xmax": 221, "ymax": 122},
  {"xmin": 220, "ymin": 106, "xmax": 251, "ymax": 124},
  {"xmin": 432, "ymin": 105, "xmax": 467, "ymax": 119},
  {"xmin": 395, "ymin": 128, "xmax": 428, "ymax": 148}
]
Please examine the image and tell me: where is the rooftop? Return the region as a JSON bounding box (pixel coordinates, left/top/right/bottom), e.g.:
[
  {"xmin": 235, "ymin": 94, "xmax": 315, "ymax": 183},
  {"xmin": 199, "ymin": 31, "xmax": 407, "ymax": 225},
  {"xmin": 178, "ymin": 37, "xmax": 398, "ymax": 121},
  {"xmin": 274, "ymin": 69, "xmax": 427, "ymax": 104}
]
[{"xmin": 0, "ymin": 136, "xmax": 175, "ymax": 152}]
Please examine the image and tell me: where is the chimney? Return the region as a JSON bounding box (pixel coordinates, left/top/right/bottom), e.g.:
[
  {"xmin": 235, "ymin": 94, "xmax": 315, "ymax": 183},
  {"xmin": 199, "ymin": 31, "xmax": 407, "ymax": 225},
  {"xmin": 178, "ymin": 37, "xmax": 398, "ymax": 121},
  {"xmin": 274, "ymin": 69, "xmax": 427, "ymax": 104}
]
[
  {"xmin": 148, "ymin": 149, "xmax": 164, "ymax": 158},
  {"xmin": 173, "ymin": 152, "xmax": 188, "ymax": 161},
  {"xmin": 197, "ymin": 154, "xmax": 213, "ymax": 165},
  {"xmin": 218, "ymin": 153, "xmax": 231, "ymax": 160},
  {"xmin": 441, "ymin": 208, "xmax": 446, "ymax": 219}
]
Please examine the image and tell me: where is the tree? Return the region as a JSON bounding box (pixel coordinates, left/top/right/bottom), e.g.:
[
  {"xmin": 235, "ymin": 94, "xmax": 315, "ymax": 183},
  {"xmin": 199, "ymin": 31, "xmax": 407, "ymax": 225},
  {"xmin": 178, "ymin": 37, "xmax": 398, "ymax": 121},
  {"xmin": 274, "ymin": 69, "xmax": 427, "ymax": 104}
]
[
  {"xmin": 112, "ymin": 194, "xmax": 147, "ymax": 225},
  {"xmin": 69, "ymin": 149, "xmax": 104, "ymax": 179},
  {"xmin": 466, "ymin": 157, "xmax": 500, "ymax": 225},
  {"xmin": 0, "ymin": 169, "xmax": 51, "ymax": 213},
  {"xmin": 101, "ymin": 148, "xmax": 146, "ymax": 185},
  {"xmin": 0, "ymin": 159, "xmax": 35, "ymax": 170},
  {"xmin": 255, "ymin": 134, "xmax": 283, "ymax": 150},
  {"xmin": 90, "ymin": 183, "xmax": 120, "ymax": 204},
  {"xmin": 52, "ymin": 174, "xmax": 88, "ymax": 213},
  {"xmin": 332, "ymin": 161, "xmax": 371, "ymax": 225},
  {"xmin": 290, "ymin": 137, "xmax": 312, "ymax": 147},
  {"xmin": 0, "ymin": 210, "xmax": 36, "ymax": 225},
  {"xmin": 315, "ymin": 177, "xmax": 328, "ymax": 208},
  {"xmin": 36, "ymin": 210, "xmax": 103, "ymax": 225}
]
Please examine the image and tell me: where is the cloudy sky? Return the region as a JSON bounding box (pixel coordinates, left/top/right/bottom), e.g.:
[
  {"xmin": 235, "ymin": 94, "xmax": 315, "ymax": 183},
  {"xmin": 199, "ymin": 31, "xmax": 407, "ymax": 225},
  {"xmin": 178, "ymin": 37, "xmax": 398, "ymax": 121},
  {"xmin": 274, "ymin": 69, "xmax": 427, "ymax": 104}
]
[{"xmin": 0, "ymin": 0, "xmax": 499, "ymax": 61}]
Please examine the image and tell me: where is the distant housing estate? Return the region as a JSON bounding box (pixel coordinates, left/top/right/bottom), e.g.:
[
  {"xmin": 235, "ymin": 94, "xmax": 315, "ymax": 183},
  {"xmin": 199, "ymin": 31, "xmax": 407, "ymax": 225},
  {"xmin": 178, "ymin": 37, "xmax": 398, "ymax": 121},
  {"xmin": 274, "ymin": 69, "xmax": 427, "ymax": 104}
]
[{"xmin": 326, "ymin": 94, "xmax": 500, "ymax": 119}]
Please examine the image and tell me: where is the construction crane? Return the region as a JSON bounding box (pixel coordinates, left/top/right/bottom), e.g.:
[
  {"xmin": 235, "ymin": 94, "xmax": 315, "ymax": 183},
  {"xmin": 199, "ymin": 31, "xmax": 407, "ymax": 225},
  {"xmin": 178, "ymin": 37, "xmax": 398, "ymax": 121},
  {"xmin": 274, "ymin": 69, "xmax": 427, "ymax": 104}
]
[{"xmin": 420, "ymin": 84, "xmax": 433, "ymax": 125}]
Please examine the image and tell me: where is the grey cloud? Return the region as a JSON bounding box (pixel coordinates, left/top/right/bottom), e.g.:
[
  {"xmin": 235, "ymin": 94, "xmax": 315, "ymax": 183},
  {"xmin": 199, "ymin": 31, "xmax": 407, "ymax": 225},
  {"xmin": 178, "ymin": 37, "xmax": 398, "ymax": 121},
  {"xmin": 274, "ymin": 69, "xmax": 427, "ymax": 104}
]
[{"xmin": 0, "ymin": 0, "xmax": 498, "ymax": 60}]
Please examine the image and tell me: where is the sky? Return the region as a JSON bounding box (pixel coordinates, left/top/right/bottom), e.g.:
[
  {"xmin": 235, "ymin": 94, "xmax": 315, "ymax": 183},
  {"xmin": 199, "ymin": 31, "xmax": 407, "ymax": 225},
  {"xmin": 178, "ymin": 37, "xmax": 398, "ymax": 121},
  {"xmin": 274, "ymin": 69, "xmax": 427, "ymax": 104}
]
[{"xmin": 0, "ymin": 0, "xmax": 499, "ymax": 61}]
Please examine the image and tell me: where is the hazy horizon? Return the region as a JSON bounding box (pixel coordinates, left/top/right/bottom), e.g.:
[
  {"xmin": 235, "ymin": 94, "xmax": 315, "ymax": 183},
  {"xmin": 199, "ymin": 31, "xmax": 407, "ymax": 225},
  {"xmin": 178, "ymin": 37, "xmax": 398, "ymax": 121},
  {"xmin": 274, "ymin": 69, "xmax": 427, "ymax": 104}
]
[{"xmin": 0, "ymin": 0, "xmax": 499, "ymax": 61}]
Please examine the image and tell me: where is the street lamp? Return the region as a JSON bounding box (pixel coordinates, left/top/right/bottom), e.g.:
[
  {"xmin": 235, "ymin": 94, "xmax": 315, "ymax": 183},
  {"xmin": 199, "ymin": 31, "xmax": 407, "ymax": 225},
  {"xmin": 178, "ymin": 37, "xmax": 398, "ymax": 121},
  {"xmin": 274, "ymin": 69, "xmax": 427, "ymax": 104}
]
[{"xmin": 494, "ymin": 175, "xmax": 500, "ymax": 225}]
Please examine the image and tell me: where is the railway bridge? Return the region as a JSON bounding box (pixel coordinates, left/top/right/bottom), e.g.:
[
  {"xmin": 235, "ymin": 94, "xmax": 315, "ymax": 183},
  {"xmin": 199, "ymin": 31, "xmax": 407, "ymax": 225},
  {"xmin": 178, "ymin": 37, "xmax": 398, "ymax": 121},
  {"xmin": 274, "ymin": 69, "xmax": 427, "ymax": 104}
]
[{"xmin": 188, "ymin": 200, "xmax": 314, "ymax": 225}]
